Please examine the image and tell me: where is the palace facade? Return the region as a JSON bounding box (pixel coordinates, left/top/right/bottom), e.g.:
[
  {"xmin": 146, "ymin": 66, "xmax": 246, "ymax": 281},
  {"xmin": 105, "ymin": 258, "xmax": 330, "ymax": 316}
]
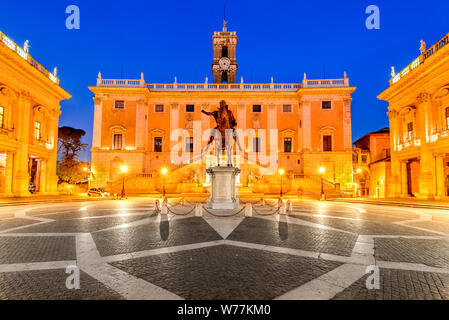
[
  {"xmin": 0, "ymin": 30, "xmax": 71, "ymax": 196},
  {"xmin": 378, "ymin": 32, "xmax": 449, "ymax": 199},
  {"xmin": 89, "ymin": 24, "xmax": 356, "ymax": 196}
]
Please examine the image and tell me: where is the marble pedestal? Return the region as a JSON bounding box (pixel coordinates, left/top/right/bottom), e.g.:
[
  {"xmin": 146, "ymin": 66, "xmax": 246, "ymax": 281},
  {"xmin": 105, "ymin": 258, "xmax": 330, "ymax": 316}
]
[{"xmin": 206, "ymin": 166, "xmax": 240, "ymax": 210}]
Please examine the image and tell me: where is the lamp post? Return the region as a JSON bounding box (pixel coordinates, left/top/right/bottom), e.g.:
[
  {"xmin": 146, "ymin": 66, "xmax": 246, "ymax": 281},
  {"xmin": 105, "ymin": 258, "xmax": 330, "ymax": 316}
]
[
  {"xmin": 319, "ymin": 167, "xmax": 325, "ymax": 200},
  {"xmin": 120, "ymin": 165, "xmax": 128, "ymax": 199},
  {"xmin": 278, "ymin": 168, "xmax": 285, "ymax": 198},
  {"xmin": 161, "ymin": 167, "xmax": 168, "ymax": 197}
]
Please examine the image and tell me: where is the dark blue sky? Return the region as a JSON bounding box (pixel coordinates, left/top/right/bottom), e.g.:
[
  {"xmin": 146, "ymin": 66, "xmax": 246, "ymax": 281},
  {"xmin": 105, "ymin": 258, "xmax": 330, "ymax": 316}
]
[{"xmin": 1, "ymin": 0, "xmax": 448, "ymax": 161}]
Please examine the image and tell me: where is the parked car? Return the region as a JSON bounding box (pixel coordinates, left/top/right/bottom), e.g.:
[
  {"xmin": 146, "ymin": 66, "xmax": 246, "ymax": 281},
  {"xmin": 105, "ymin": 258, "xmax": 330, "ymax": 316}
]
[{"xmin": 87, "ymin": 188, "xmax": 110, "ymax": 197}]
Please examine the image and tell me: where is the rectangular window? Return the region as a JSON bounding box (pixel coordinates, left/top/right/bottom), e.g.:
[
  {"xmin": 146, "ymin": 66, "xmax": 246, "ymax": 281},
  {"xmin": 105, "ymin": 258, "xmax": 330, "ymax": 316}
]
[
  {"xmin": 186, "ymin": 137, "xmax": 194, "ymax": 153},
  {"xmin": 113, "ymin": 134, "xmax": 123, "ymax": 150},
  {"xmin": 446, "ymin": 107, "xmax": 449, "ymax": 130},
  {"xmin": 115, "ymin": 100, "xmax": 125, "ymax": 109},
  {"xmin": 34, "ymin": 121, "xmax": 41, "ymax": 140},
  {"xmin": 323, "ymin": 135, "xmax": 332, "ymax": 151},
  {"xmin": 155, "ymin": 105, "xmax": 164, "ymax": 113},
  {"xmin": 253, "ymin": 137, "xmax": 261, "ymax": 153},
  {"xmin": 322, "ymin": 101, "xmax": 332, "ymax": 110},
  {"xmin": 154, "ymin": 137, "xmax": 162, "ymax": 152},
  {"xmin": 185, "ymin": 105, "xmax": 195, "ymax": 113},
  {"xmin": 352, "ymin": 152, "xmax": 359, "ymax": 163},
  {"xmin": 407, "ymin": 122, "xmax": 414, "ymax": 141},
  {"xmin": 284, "ymin": 137, "xmax": 292, "ymax": 153},
  {"xmin": 252, "ymin": 105, "xmax": 262, "ymax": 113},
  {"xmin": 361, "ymin": 155, "xmax": 368, "ymax": 163},
  {"xmin": 282, "ymin": 105, "xmax": 292, "ymax": 113},
  {"xmin": 0, "ymin": 106, "xmax": 4, "ymax": 128}
]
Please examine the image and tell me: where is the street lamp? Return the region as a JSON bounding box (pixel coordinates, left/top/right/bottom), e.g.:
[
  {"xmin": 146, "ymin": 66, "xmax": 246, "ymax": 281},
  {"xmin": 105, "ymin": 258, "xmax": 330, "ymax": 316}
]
[
  {"xmin": 319, "ymin": 167, "xmax": 325, "ymax": 200},
  {"xmin": 120, "ymin": 165, "xmax": 128, "ymax": 199},
  {"xmin": 278, "ymin": 168, "xmax": 285, "ymax": 198},
  {"xmin": 161, "ymin": 167, "xmax": 168, "ymax": 197}
]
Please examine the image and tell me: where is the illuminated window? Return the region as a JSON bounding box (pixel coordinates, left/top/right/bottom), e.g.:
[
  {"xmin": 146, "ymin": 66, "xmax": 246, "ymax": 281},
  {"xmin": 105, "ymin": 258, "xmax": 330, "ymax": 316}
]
[
  {"xmin": 186, "ymin": 137, "xmax": 194, "ymax": 153},
  {"xmin": 323, "ymin": 135, "xmax": 332, "ymax": 151},
  {"xmin": 446, "ymin": 107, "xmax": 449, "ymax": 130},
  {"xmin": 113, "ymin": 134, "xmax": 123, "ymax": 150},
  {"xmin": 361, "ymin": 155, "xmax": 368, "ymax": 163},
  {"xmin": 115, "ymin": 100, "xmax": 125, "ymax": 109},
  {"xmin": 34, "ymin": 121, "xmax": 41, "ymax": 140},
  {"xmin": 155, "ymin": 105, "xmax": 164, "ymax": 113},
  {"xmin": 322, "ymin": 101, "xmax": 332, "ymax": 110},
  {"xmin": 186, "ymin": 105, "xmax": 195, "ymax": 113},
  {"xmin": 0, "ymin": 106, "xmax": 4, "ymax": 128},
  {"xmin": 154, "ymin": 137, "xmax": 162, "ymax": 152},
  {"xmin": 282, "ymin": 105, "xmax": 292, "ymax": 113},
  {"xmin": 252, "ymin": 105, "xmax": 262, "ymax": 113},
  {"xmin": 407, "ymin": 122, "xmax": 414, "ymax": 141},
  {"xmin": 284, "ymin": 138, "xmax": 292, "ymax": 152}
]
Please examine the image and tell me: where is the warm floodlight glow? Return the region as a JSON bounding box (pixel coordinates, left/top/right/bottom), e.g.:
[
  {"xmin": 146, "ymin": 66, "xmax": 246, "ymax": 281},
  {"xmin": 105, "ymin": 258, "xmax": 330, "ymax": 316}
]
[
  {"xmin": 120, "ymin": 165, "xmax": 128, "ymax": 173},
  {"xmin": 161, "ymin": 167, "xmax": 168, "ymax": 175},
  {"xmin": 83, "ymin": 167, "xmax": 88, "ymax": 172},
  {"xmin": 278, "ymin": 169, "xmax": 285, "ymax": 175},
  {"xmin": 319, "ymin": 167, "xmax": 325, "ymax": 174},
  {"xmin": 356, "ymin": 168, "xmax": 362, "ymax": 173}
]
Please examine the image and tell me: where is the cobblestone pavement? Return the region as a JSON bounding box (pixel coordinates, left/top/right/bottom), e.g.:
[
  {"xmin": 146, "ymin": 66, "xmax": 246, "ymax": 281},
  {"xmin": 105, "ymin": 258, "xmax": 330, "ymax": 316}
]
[{"xmin": 1, "ymin": 198, "xmax": 449, "ymax": 300}]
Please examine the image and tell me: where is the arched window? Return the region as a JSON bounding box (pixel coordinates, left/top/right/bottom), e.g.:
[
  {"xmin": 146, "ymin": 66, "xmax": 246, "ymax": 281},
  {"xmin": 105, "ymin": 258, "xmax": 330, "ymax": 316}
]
[
  {"xmin": 221, "ymin": 72, "xmax": 228, "ymax": 83},
  {"xmin": 222, "ymin": 46, "xmax": 228, "ymax": 58}
]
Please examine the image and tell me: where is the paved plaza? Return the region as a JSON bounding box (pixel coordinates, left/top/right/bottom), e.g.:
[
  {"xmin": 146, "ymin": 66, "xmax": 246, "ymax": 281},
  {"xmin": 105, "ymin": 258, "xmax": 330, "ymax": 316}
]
[{"xmin": 1, "ymin": 198, "xmax": 449, "ymax": 300}]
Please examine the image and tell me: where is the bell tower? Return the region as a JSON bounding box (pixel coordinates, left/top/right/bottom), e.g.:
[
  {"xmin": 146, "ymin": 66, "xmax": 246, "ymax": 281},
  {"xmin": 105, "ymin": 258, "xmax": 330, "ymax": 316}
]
[{"xmin": 212, "ymin": 20, "xmax": 238, "ymax": 84}]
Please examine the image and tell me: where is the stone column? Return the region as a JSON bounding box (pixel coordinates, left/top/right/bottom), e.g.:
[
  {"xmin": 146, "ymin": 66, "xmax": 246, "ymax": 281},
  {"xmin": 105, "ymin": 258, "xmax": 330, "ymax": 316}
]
[
  {"xmin": 400, "ymin": 161, "xmax": 408, "ymax": 197},
  {"xmin": 46, "ymin": 110, "xmax": 60, "ymax": 195},
  {"xmin": 135, "ymin": 99, "xmax": 147, "ymax": 150},
  {"xmin": 302, "ymin": 99, "xmax": 311, "ymax": 151},
  {"xmin": 388, "ymin": 110, "xmax": 401, "ymax": 197},
  {"xmin": 12, "ymin": 92, "xmax": 31, "ymax": 196},
  {"xmin": 416, "ymin": 92, "xmax": 435, "ymax": 199},
  {"xmin": 343, "ymin": 98, "xmax": 352, "ymax": 151},
  {"xmin": 3, "ymin": 152, "xmax": 14, "ymax": 196},
  {"xmin": 92, "ymin": 97, "xmax": 103, "ymax": 149},
  {"xmin": 435, "ymin": 154, "xmax": 446, "ymax": 199},
  {"xmin": 170, "ymin": 103, "xmax": 179, "ymax": 150}
]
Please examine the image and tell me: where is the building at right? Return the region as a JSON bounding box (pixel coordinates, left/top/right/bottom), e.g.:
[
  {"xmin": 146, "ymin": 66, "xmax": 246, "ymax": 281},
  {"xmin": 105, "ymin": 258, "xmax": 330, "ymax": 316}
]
[{"xmin": 378, "ymin": 32, "xmax": 449, "ymax": 199}]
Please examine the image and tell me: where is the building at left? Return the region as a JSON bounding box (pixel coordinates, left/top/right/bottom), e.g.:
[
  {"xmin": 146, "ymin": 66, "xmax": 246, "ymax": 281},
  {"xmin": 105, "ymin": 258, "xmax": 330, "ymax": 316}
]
[{"xmin": 0, "ymin": 30, "xmax": 71, "ymax": 196}]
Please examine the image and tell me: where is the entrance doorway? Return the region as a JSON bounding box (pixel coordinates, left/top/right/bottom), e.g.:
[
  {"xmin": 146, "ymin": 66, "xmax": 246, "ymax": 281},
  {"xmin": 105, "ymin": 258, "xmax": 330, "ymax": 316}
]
[{"xmin": 28, "ymin": 157, "xmax": 41, "ymax": 194}]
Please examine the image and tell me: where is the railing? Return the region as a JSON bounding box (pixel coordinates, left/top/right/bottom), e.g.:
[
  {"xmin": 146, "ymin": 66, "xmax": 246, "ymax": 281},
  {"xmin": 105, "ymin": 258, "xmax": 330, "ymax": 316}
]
[
  {"xmin": 146, "ymin": 83, "xmax": 303, "ymax": 91},
  {"xmin": 97, "ymin": 78, "xmax": 349, "ymax": 91},
  {"xmin": 391, "ymin": 32, "xmax": 449, "ymax": 86},
  {"xmin": 0, "ymin": 30, "xmax": 59, "ymax": 84}
]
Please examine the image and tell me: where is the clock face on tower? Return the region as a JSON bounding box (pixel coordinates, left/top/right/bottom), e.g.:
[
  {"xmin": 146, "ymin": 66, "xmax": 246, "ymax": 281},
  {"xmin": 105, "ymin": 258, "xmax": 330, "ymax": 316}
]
[{"xmin": 219, "ymin": 57, "xmax": 231, "ymax": 71}]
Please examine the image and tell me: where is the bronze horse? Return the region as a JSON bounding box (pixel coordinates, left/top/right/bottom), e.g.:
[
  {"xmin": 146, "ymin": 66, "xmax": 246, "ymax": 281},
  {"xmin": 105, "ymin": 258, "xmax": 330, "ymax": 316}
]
[{"xmin": 202, "ymin": 100, "xmax": 241, "ymax": 166}]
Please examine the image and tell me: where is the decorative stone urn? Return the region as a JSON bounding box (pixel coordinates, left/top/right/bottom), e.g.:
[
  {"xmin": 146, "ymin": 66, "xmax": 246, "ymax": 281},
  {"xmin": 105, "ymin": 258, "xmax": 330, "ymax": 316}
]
[{"xmin": 206, "ymin": 166, "xmax": 240, "ymax": 210}]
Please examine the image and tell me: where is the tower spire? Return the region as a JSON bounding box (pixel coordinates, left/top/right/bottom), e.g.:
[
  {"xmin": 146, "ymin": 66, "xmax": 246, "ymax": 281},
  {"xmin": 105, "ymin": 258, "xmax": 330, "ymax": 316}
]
[{"xmin": 223, "ymin": 4, "xmax": 227, "ymax": 32}]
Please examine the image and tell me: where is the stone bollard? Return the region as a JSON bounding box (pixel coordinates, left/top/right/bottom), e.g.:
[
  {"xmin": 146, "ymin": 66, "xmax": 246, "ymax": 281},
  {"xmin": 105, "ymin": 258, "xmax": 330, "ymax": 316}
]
[
  {"xmin": 161, "ymin": 198, "xmax": 168, "ymax": 215},
  {"xmin": 260, "ymin": 197, "xmax": 265, "ymax": 206},
  {"xmin": 195, "ymin": 203, "xmax": 203, "ymax": 217},
  {"xmin": 279, "ymin": 200, "xmax": 286, "ymax": 215},
  {"xmin": 287, "ymin": 200, "xmax": 293, "ymax": 213},
  {"xmin": 245, "ymin": 203, "xmax": 253, "ymax": 217},
  {"xmin": 181, "ymin": 197, "xmax": 186, "ymax": 206},
  {"xmin": 154, "ymin": 199, "xmax": 161, "ymax": 213}
]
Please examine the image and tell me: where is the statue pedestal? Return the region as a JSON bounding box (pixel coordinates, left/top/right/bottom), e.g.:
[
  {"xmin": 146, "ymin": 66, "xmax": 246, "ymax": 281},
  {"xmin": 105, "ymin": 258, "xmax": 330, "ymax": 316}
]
[{"xmin": 206, "ymin": 166, "xmax": 240, "ymax": 210}]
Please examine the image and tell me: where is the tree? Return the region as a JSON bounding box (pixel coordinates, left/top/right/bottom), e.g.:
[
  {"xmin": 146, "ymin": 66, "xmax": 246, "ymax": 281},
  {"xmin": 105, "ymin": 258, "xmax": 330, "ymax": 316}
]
[{"xmin": 57, "ymin": 126, "xmax": 88, "ymax": 184}]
